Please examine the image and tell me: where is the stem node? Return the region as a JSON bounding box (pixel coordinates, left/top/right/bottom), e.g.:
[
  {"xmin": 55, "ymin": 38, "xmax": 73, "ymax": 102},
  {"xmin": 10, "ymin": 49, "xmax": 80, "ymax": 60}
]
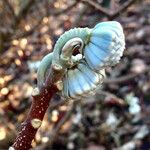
[{"xmin": 31, "ymin": 118, "xmax": 42, "ymax": 129}]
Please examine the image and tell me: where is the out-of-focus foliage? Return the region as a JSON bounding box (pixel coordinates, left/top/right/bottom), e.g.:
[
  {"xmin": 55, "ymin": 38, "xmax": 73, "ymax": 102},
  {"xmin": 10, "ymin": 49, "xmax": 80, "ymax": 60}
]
[{"xmin": 0, "ymin": 0, "xmax": 150, "ymax": 149}]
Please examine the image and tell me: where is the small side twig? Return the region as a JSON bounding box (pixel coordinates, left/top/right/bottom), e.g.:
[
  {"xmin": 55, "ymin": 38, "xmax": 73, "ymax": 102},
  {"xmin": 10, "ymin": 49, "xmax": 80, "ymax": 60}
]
[
  {"xmin": 13, "ymin": 15, "xmax": 44, "ymax": 40},
  {"xmin": 2, "ymin": 0, "xmax": 16, "ymax": 20},
  {"xmin": 104, "ymin": 66, "xmax": 150, "ymax": 84},
  {"xmin": 81, "ymin": 0, "xmax": 110, "ymax": 17},
  {"xmin": 84, "ymin": 90, "xmax": 125, "ymax": 107},
  {"xmin": 52, "ymin": 1, "xmax": 79, "ymax": 16},
  {"xmin": 81, "ymin": 0, "xmax": 138, "ymax": 20},
  {"xmin": 73, "ymin": 4, "xmax": 88, "ymax": 27},
  {"xmin": 14, "ymin": 0, "xmax": 36, "ymax": 26},
  {"xmin": 49, "ymin": 99, "xmax": 68, "ymax": 110},
  {"xmin": 109, "ymin": 0, "xmax": 138, "ymax": 20},
  {"xmin": 11, "ymin": 1, "xmax": 80, "ymax": 40},
  {"xmin": 48, "ymin": 101, "xmax": 75, "ymax": 145}
]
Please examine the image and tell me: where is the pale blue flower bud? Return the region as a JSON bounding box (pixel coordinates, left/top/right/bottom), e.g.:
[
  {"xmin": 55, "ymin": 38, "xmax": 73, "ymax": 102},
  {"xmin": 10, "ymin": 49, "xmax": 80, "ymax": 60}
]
[{"xmin": 84, "ymin": 21, "xmax": 125, "ymax": 71}]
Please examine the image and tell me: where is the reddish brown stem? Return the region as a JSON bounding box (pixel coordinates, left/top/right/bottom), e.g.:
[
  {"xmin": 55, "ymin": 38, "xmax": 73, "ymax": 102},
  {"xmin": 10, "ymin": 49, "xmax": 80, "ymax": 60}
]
[
  {"xmin": 12, "ymin": 85, "xmax": 57, "ymax": 150},
  {"xmin": 11, "ymin": 65, "xmax": 65, "ymax": 150}
]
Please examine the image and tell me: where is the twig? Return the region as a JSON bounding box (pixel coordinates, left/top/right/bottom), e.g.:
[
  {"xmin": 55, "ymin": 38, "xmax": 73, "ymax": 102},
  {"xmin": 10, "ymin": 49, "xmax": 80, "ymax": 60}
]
[
  {"xmin": 52, "ymin": 1, "xmax": 79, "ymax": 16},
  {"xmin": 109, "ymin": 0, "xmax": 138, "ymax": 20},
  {"xmin": 11, "ymin": 1, "xmax": 80, "ymax": 40},
  {"xmin": 2, "ymin": 0, "xmax": 16, "ymax": 21},
  {"xmin": 73, "ymin": 4, "xmax": 88, "ymax": 27},
  {"xmin": 84, "ymin": 90, "xmax": 125, "ymax": 106},
  {"xmin": 13, "ymin": 15, "xmax": 44, "ymax": 40},
  {"xmin": 104, "ymin": 66, "xmax": 150, "ymax": 84},
  {"xmin": 97, "ymin": 91, "xmax": 123, "ymax": 101},
  {"xmin": 81, "ymin": 0, "xmax": 138, "ymax": 20},
  {"xmin": 48, "ymin": 102, "xmax": 75, "ymax": 145},
  {"xmin": 0, "ymin": 0, "xmax": 36, "ymax": 44},
  {"xmin": 49, "ymin": 99, "xmax": 67, "ymax": 110},
  {"xmin": 11, "ymin": 64, "xmax": 66, "ymax": 149},
  {"xmin": 11, "ymin": 23, "xmax": 83, "ymax": 149},
  {"xmin": 14, "ymin": 0, "xmax": 36, "ymax": 26},
  {"xmin": 104, "ymin": 73, "xmax": 138, "ymax": 84},
  {"xmin": 81, "ymin": 0, "xmax": 110, "ymax": 17}
]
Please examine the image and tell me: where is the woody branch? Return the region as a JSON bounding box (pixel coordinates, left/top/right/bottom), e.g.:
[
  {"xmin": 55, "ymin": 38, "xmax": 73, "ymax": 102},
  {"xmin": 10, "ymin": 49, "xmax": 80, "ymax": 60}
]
[{"xmin": 10, "ymin": 63, "xmax": 65, "ymax": 150}]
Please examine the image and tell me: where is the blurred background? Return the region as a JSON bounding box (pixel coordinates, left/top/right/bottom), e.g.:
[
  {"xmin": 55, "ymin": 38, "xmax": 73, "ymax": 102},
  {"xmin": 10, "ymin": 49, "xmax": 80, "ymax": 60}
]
[{"xmin": 0, "ymin": 0, "xmax": 150, "ymax": 149}]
